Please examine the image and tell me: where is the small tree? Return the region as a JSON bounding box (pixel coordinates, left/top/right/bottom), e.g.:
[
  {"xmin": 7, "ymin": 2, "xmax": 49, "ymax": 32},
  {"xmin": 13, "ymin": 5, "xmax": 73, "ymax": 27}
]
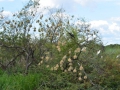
[
  {"xmin": 37, "ymin": 9, "xmax": 104, "ymax": 87},
  {"xmin": 0, "ymin": 0, "xmax": 40, "ymax": 74}
]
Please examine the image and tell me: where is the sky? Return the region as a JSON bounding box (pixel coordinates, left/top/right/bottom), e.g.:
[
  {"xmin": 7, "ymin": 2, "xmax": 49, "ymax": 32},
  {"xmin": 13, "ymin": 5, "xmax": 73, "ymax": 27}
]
[{"xmin": 0, "ymin": 0, "xmax": 120, "ymax": 45}]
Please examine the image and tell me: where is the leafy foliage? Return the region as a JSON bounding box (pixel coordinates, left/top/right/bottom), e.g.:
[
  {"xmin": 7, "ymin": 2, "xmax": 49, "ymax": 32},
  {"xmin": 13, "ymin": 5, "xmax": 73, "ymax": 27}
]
[{"xmin": 0, "ymin": 0, "xmax": 120, "ymax": 90}]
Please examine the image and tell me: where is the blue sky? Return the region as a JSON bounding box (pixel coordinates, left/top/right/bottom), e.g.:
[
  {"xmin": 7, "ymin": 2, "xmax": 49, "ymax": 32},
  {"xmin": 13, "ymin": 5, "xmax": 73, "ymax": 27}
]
[{"xmin": 0, "ymin": 0, "xmax": 120, "ymax": 45}]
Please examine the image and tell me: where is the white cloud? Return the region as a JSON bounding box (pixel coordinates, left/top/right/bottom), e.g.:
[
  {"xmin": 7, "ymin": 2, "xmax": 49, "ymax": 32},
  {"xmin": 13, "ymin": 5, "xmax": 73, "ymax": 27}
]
[
  {"xmin": 33, "ymin": 0, "xmax": 61, "ymax": 9},
  {"xmin": 90, "ymin": 20, "xmax": 108, "ymax": 28},
  {"xmin": 66, "ymin": 18, "xmax": 120, "ymax": 45},
  {"xmin": 29, "ymin": 0, "xmax": 61, "ymax": 15},
  {"xmin": 109, "ymin": 23, "xmax": 120, "ymax": 32},
  {"xmin": 39, "ymin": 0, "xmax": 58, "ymax": 8},
  {"xmin": 34, "ymin": 0, "xmax": 77, "ymax": 11},
  {"xmin": 2, "ymin": 11, "xmax": 12, "ymax": 17},
  {"xmin": 110, "ymin": 17, "xmax": 120, "ymax": 22},
  {"xmin": 89, "ymin": 19, "xmax": 120, "ymax": 45}
]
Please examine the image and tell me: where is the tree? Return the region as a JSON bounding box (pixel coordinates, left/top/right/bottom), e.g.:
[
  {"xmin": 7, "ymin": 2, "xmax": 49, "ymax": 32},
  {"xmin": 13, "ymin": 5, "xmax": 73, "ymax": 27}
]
[
  {"xmin": 0, "ymin": 0, "xmax": 104, "ymax": 82},
  {"xmin": 0, "ymin": 0, "xmax": 40, "ymax": 74}
]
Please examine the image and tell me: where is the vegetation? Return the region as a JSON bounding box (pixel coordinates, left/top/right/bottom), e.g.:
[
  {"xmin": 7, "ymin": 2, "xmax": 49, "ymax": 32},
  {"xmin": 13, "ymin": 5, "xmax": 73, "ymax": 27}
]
[{"xmin": 0, "ymin": 0, "xmax": 120, "ymax": 90}]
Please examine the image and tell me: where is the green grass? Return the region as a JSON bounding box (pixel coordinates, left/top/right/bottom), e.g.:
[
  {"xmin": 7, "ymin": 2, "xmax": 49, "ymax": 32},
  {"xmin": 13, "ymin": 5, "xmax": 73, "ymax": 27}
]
[
  {"xmin": 104, "ymin": 45, "xmax": 120, "ymax": 60},
  {"xmin": 0, "ymin": 72, "xmax": 42, "ymax": 90},
  {"xmin": 0, "ymin": 64, "xmax": 120, "ymax": 90}
]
